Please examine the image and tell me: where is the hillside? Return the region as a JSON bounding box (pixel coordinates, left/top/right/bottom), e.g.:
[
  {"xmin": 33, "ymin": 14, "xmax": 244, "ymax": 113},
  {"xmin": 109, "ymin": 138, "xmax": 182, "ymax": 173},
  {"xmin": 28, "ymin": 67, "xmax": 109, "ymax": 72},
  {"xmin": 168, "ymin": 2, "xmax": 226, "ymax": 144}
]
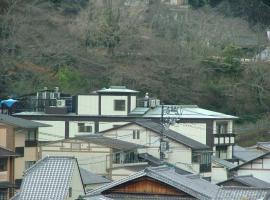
[{"xmin": 1, "ymin": 0, "xmax": 270, "ymax": 124}]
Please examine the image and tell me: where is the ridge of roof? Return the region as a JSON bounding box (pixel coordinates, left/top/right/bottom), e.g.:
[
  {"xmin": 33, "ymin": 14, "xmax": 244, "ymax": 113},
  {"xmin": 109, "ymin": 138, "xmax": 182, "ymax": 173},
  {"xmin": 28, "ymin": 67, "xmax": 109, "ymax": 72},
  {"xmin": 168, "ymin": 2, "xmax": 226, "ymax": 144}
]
[
  {"xmin": 0, "ymin": 114, "xmax": 50, "ymax": 128},
  {"xmin": 85, "ymin": 165, "xmax": 218, "ymax": 200},
  {"xmin": 230, "ymin": 151, "xmax": 270, "ymax": 171}
]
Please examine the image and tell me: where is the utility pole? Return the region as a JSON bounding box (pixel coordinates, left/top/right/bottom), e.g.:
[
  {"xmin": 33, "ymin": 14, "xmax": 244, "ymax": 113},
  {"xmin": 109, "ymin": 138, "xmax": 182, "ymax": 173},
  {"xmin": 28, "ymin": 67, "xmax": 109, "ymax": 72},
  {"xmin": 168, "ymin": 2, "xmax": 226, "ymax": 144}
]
[{"xmin": 159, "ymin": 104, "xmax": 183, "ymax": 161}]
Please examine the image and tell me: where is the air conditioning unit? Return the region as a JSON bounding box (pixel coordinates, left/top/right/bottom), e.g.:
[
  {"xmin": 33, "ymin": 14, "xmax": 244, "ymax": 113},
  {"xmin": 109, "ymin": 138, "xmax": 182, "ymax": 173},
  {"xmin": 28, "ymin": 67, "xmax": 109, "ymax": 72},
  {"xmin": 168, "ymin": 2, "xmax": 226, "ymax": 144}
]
[{"xmin": 56, "ymin": 100, "xmax": 66, "ymax": 107}]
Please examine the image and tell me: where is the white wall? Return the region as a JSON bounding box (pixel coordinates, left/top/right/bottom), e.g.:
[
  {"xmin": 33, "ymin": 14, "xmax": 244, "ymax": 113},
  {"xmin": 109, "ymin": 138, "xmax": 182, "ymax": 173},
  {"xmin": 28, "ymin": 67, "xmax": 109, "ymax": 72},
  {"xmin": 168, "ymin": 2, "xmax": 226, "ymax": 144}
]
[
  {"xmin": 211, "ymin": 165, "xmax": 228, "ymax": 183},
  {"xmin": 69, "ymin": 165, "xmax": 85, "ymax": 200},
  {"xmin": 103, "ymin": 123, "xmax": 193, "ymax": 169},
  {"xmin": 77, "ymin": 95, "xmax": 99, "ymax": 115},
  {"xmin": 213, "ymin": 120, "xmax": 233, "ymax": 134},
  {"xmin": 101, "ymin": 96, "xmax": 128, "ymax": 116},
  {"xmin": 35, "ymin": 120, "xmax": 65, "ymax": 141},
  {"xmin": 130, "ymin": 95, "xmax": 137, "ymax": 111},
  {"xmin": 169, "ymin": 123, "xmax": 207, "ymax": 145}
]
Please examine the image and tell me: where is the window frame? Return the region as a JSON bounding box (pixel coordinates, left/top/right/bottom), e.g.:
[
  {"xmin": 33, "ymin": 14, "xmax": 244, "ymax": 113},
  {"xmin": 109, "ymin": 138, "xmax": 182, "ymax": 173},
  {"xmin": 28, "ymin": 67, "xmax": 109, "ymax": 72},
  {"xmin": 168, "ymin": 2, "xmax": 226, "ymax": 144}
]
[
  {"xmin": 78, "ymin": 123, "xmax": 92, "ymax": 133},
  {"xmin": 0, "ymin": 158, "xmax": 8, "ymax": 172},
  {"xmin": 114, "ymin": 100, "xmax": 126, "ymax": 111}
]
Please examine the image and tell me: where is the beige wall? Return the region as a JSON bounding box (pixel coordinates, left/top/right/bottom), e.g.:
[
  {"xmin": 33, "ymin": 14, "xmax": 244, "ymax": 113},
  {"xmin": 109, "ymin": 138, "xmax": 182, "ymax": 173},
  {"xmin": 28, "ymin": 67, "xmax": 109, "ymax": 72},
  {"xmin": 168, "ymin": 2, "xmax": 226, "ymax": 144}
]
[
  {"xmin": 39, "ymin": 140, "xmax": 112, "ymax": 176},
  {"xmin": 77, "ymin": 95, "xmax": 99, "ymax": 115}
]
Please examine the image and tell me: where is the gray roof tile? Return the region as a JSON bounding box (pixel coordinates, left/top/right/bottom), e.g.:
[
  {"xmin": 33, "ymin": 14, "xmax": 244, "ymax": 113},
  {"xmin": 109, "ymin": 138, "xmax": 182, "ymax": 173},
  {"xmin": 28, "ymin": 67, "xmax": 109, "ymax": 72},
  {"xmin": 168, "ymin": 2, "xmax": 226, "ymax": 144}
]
[
  {"xmin": 211, "ymin": 156, "xmax": 236, "ymax": 169},
  {"xmin": 217, "ymin": 175, "xmax": 270, "ymax": 188},
  {"xmin": 85, "ymin": 166, "xmax": 219, "ymax": 200},
  {"xmin": 0, "ymin": 114, "xmax": 50, "ymax": 128},
  {"xmin": 18, "ymin": 156, "xmax": 83, "ymax": 200},
  {"xmin": 214, "ymin": 187, "xmax": 270, "ymax": 200},
  {"xmin": 233, "ymin": 145, "xmax": 263, "ymax": 162},
  {"xmin": 80, "ymin": 167, "xmax": 111, "ymax": 185}
]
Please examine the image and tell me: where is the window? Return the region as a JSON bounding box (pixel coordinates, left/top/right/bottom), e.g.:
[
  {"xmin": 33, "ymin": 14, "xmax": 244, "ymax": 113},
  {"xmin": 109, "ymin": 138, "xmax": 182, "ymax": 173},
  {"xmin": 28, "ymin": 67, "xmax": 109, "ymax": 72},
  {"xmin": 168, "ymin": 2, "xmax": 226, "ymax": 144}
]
[
  {"xmin": 0, "ymin": 158, "xmax": 7, "ymax": 172},
  {"xmin": 0, "ymin": 190, "xmax": 8, "ymax": 200},
  {"xmin": 114, "ymin": 100, "xmax": 126, "ymax": 111},
  {"xmin": 15, "ymin": 147, "xmax": 24, "ymax": 157},
  {"xmin": 216, "ymin": 122, "xmax": 228, "ymax": 134},
  {"xmin": 69, "ymin": 187, "xmax": 72, "ymax": 197},
  {"xmin": 78, "ymin": 123, "xmax": 92, "ymax": 133},
  {"xmin": 132, "ymin": 130, "xmax": 140, "ymax": 139},
  {"xmin": 25, "ymin": 161, "xmax": 36, "ymax": 170},
  {"xmin": 216, "ymin": 146, "xmax": 228, "ymax": 159},
  {"xmin": 113, "ymin": 153, "xmax": 121, "ymax": 164},
  {"xmin": 26, "ymin": 129, "xmax": 37, "ymax": 141}
]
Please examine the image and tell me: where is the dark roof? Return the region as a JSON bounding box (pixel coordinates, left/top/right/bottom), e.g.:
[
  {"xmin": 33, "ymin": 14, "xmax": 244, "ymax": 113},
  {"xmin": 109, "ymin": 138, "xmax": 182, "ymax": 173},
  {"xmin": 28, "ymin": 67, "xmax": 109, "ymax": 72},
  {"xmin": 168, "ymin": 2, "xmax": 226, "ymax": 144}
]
[
  {"xmin": 211, "ymin": 156, "xmax": 236, "ymax": 170},
  {"xmin": 0, "ymin": 114, "xmax": 50, "ymax": 128},
  {"xmin": 233, "ymin": 145, "xmax": 263, "ymax": 162},
  {"xmin": 42, "ymin": 135, "xmax": 144, "ymax": 151},
  {"xmin": 79, "ymin": 168, "xmax": 111, "ymax": 185},
  {"xmin": 85, "ymin": 166, "xmax": 219, "ymax": 200},
  {"xmin": 214, "ymin": 187, "xmax": 270, "ymax": 200},
  {"xmin": 0, "ymin": 147, "xmax": 17, "ymax": 157},
  {"xmin": 134, "ymin": 120, "xmax": 209, "ymax": 150},
  {"xmin": 230, "ymin": 151, "xmax": 270, "ymax": 171},
  {"xmin": 217, "ymin": 175, "xmax": 270, "ymax": 188},
  {"xmin": 0, "ymin": 181, "xmax": 15, "ymax": 188},
  {"xmin": 139, "ymin": 153, "xmax": 191, "ymax": 175}
]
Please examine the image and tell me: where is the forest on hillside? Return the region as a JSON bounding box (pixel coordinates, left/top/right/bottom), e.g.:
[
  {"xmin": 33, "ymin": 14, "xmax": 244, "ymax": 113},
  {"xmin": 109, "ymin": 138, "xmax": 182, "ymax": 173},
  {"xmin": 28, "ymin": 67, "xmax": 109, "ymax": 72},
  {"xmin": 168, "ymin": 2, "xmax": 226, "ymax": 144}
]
[{"xmin": 1, "ymin": 0, "xmax": 270, "ymax": 129}]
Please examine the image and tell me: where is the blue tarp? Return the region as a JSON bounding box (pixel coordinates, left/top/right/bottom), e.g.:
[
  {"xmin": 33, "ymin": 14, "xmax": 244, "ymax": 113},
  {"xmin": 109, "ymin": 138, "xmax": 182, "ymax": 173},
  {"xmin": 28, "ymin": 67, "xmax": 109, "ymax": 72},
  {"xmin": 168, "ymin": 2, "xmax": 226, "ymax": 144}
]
[{"xmin": 1, "ymin": 99, "xmax": 18, "ymax": 108}]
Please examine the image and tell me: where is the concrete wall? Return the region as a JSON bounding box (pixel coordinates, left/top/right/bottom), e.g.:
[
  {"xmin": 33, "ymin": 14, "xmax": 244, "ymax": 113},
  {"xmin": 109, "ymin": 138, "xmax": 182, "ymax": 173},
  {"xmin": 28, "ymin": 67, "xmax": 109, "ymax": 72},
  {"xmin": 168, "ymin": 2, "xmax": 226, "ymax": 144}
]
[
  {"xmin": 77, "ymin": 95, "xmax": 99, "ymax": 115},
  {"xmin": 39, "ymin": 140, "xmax": 112, "ymax": 176},
  {"xmin": 169, "ymin": 123, "xmax": 207, "ymax": 145}
]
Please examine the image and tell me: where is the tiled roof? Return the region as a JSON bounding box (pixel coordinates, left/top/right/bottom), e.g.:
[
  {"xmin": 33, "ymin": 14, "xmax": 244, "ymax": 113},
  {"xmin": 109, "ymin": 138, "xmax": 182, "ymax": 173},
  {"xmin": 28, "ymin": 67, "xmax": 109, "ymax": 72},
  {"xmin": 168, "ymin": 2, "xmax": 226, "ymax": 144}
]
[
  {"xmin": 85, "ymin": 166, "xmax": 219, "ymax": 200},
  {"xmin": 217, "ymin": 175, "xmax": 270, "ymax": 188},
  {"xmin": 233, "ymin": 145, "xmax": 263, "ymax": 162},
  {"xmin": 0, "ymin": 114, "xmax": 50, "ymax": 128},
  {"xmin": 80, "ymin": 167, "xmax": 111, "ymax": 185},
  {"xmin": 211, "ymin": 156, "xmax": 236, "ymax": 169},
  {"xmin": 141, "ymin": 105, "xmax": 237, "ymax": 119},
  {"xmin": 133, "ymin": 120, "xmax": 209, "ymax": 150},
  {"xmin": 139, "ymin": 153, "xmax": 191, "ymax": 175},
  {"xmin": 214, "ymin": 187, "xmax": 270, "ymax": 200},
  {"xmin": 18, "ymin": 156, "xmax": 83, "ymax": 200},
  {"xmin": 230, "ymin": 151, "xmax": 270, "ymax": 171},
  {"xmin": 0, "ymin": 146, "xmax": 17, "ymax": 157},
  {"xmin": 257, "ymin": 141, "xmax": 270, "ymax": 151},
  {"xmin": 75, "ymin": 135, "xmax": 145, "ymax": 150}
]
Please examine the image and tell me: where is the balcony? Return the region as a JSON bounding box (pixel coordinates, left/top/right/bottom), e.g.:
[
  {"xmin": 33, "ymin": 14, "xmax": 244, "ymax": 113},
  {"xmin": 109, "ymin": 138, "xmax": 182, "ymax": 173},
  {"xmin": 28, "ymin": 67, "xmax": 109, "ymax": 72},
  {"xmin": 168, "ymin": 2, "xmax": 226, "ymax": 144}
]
[{"xmin": 214, "ymin": 133, "xmax": 235, "ymax": 146}]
